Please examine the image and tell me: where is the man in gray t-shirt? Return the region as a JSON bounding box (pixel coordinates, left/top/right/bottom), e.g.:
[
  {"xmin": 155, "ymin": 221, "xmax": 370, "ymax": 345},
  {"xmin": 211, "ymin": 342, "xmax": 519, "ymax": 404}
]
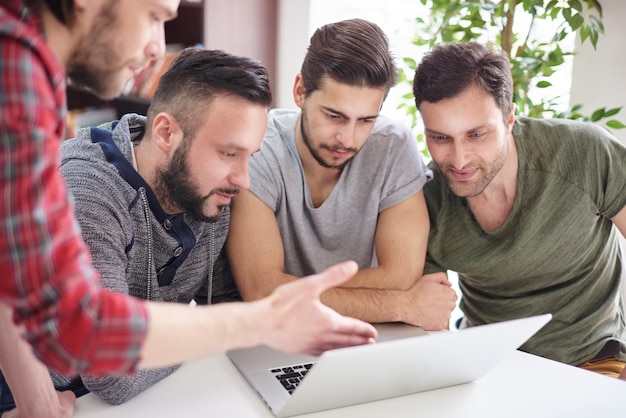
[
  {"xmin": 226, "ymin": 19, "xmax": 458, "ymax": 330},
  {"xmin": 413, "ymin": 42, "xmax": 626, "ymax": 378}
]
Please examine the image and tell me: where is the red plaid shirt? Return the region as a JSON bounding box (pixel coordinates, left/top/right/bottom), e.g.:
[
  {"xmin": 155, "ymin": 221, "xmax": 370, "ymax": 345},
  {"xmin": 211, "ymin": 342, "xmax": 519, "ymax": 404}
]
[{"xmin": 0, "ymin": 0, "xmax": 148, "ymax": 376}]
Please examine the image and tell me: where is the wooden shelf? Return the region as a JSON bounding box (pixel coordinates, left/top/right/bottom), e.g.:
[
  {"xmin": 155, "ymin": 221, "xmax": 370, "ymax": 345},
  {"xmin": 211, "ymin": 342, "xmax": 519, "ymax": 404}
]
[
  {"xmin": 164, "ymin": 2, "xmax": 204, "ymax": 47},
  {"xmin": 67, "ymin": 86, "xmax": 151, "ymax": 119}
]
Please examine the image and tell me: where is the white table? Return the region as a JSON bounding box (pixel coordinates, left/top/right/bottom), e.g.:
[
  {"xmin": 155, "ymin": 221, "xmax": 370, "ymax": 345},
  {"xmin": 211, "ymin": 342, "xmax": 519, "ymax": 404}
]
[{"xmin": 74, "ymin": 348, "xmax": 626, "ymax": 417}]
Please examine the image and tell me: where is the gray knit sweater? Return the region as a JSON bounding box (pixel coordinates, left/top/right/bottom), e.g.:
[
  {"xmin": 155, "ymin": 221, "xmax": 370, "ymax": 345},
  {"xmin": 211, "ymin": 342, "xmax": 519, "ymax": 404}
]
[{"xmin": 53, "ymin": 114, "xmax": 239, "ymax": 404}]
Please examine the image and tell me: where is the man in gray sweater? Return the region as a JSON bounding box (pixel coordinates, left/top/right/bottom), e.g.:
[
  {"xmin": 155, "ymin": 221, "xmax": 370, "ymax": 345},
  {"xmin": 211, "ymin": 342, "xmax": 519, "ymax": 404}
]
[{"xmin": 53, "ymin": 48, "xmax": 258, "ymax": 404}]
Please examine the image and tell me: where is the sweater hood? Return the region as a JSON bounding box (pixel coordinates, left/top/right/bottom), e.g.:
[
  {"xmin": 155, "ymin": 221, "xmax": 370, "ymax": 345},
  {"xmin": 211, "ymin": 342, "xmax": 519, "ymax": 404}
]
[
  {"xmin": 61, "ymin": 113, "xmax": 145, "ymax": 166},
  {"xmin": 60, "ymin": 113, "xmax": 183, "ymax": 233},
  {"xmin": 60, "ymin": 113, "xmax": 170, "ymax": 219}
]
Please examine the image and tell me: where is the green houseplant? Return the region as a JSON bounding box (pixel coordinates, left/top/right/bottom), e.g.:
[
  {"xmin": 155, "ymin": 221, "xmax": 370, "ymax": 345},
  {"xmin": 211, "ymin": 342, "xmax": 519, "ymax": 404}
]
[{"xmin": 397, "ymin": 0, "xmax": 625, "ymax": 157}]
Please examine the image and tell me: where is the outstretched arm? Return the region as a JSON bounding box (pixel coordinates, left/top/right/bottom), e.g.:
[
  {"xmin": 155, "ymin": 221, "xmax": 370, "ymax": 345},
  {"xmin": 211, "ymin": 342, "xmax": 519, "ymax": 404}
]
[
  {"xmin": 138, "ymin": 261, "xmax": 377, "ymax": 369},
  {"xmin": 3, "ymin": 265, "xmax": 375, "ymax": 396}
]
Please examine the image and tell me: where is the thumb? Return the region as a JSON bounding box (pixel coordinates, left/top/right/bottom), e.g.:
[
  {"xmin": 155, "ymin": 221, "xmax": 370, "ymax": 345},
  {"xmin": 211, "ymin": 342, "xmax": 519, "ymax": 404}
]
[
  {"xmin": 308, "ymin": 260, "xmax": 358, "ymax": 296},
  {"xmin": 60, "ymin": 389, "xmax": 77, "ymax": 402}
]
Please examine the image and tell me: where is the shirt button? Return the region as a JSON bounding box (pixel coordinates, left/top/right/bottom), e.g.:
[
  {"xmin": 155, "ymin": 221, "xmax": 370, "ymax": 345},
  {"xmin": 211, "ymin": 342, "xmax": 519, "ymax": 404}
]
[
  {"xmin": 173, "ymin": 247, "xmax": 183, "ymax": 257},
  {"xmin": 163, "ymin": 219, "xmax": 172, "ymax": 230}
]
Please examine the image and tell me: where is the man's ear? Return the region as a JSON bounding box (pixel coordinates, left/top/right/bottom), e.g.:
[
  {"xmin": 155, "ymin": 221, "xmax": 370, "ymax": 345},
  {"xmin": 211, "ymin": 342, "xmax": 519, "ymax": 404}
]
[
  {"xmin": 67, "ymin": 0, "xmax": 103, "ymax": 35},
  {"xmin": 151, "ymin": 112, "xmax": 183, "ymax": 155},
  {"xmin": 507, "ymin": 104, "xmax": 516, "ymax": 132},
  {"xmin": 73, "ymin": 0, "xmax": 107, "ymax": 28},
  {"xmin": 73, "ymin": 0, "xmax": 88, "ymax": 10},
  {"xmin": 292, "ymin": 74, "xmax": 306, "ymax": 109}
]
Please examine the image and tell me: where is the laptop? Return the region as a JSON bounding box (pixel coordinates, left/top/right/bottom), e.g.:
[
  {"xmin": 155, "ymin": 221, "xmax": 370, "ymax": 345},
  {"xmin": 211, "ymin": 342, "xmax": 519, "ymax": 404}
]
[{"xmin": 227, "ymin": 313, "xmax": 552, "ymax": 417}]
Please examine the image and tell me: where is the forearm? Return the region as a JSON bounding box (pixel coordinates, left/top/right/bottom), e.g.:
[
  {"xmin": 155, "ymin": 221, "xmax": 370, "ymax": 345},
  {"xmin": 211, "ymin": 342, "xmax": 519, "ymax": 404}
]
[
  {"xmin": 237, "ymin": 272, "xmax": 402, "ymax": 323},
  {"xmin": 82, "ymin": 365, "xmax": 179, "ymax": 405},
  {"xmin": 336, "ymin": 267, "xmax": 419, "ymax": 290},
  {"xmin": 138, "ymin": 300, "xmax": 267, "ymax": 369},
  {"xmin": 235, "ymin": 269, "xmax": 299, "ymax": 301},
  {"xmin": 0, "ymin": 304, "xmax": 69, "ymax": 417},
  {"xmin": 325, "ymin": 272, "xmax": 457, "ymax": 330},
  {"xmin": 320, "ymin": 286, "xmax": 403, "ymax": 323}
]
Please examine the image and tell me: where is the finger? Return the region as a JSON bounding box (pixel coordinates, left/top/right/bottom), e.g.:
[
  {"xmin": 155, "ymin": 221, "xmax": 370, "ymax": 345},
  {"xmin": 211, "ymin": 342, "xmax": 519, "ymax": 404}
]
[
  {"xmin": 423, "ymin": 272, "xmax": 451, "ymax": 286},
  {"xmin": 332, "ymin": 314, "xmax": 377, "ymax": 339},
  {"xmin": 306, "ymin": 260, "xmax": 359, "ymax": 296},
  {"xmin": 437, "ymin": 273, "xmax": 452, "ymax": 286},
  {"xmin": 305, "ymin": 334, "xmax": 376, "ymax": 355},
  {"xmin": 59, "ymin": 390, "xmax": 77, "ymax": 417},
  {"xmin": 60, "ymin": 390, "xmax": 77, "ymax": 401}
]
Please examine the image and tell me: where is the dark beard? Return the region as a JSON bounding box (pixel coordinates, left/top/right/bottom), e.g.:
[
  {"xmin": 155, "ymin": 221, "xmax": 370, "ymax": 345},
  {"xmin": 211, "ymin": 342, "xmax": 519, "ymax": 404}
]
[{"xmin": 154, "ymin": 143, "xmax": 237, "ymax": 223}]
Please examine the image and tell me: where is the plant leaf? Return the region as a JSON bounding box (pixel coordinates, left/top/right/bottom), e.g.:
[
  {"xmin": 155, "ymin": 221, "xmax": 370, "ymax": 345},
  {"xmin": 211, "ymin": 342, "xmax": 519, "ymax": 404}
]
[{"xmin": 606, "ymin": 120, "xmax": 626, "ymax": 129}]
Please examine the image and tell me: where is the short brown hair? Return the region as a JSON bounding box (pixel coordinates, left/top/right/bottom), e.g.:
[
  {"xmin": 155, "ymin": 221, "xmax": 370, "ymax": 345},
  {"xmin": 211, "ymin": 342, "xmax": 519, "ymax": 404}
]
[
  {"xmin": 300, "ymin": 18, "xmax": 398, "ymax": 97},
  {"xmin": 413, "ymin": 42, "xmax": 513, "ymax": 122}
]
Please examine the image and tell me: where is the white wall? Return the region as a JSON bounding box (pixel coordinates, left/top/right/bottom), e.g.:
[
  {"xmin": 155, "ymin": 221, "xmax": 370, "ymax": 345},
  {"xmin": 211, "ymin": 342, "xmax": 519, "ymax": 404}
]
[
  {"xmin": 276, "ymin": 0, "xmax": 310, "ymax": 108},
  {"xmin": 570, "ymin": 0, "xmax": 626, "ymax": 144}
]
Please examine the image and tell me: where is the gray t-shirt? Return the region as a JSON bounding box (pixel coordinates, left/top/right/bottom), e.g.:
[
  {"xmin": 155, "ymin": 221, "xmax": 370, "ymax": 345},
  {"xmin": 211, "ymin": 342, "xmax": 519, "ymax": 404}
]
[
  {"xmin": 424, "ymin": 116, "xmax": 626, "ymax": 365},
  {"xmin": 249, "ymin": 109, "xmax": 432, "ymax": 277}
]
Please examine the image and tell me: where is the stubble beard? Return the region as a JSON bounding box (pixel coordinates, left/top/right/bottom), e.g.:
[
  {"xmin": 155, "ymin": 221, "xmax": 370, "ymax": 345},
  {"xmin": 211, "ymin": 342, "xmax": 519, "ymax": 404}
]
[
  {"xmin": 438, "ymin": 146, "xmax": 507, "ymax": 198},
  {"xmin": 300, "ymin": 111, "xmax": 358, "ymax": 170}
]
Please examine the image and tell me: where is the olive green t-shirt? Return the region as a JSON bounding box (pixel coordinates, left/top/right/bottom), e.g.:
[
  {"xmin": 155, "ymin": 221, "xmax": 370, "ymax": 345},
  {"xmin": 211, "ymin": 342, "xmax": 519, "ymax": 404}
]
[{"xmin": 424, "ymin": 116, "xmax": 626, "ymax": 365}]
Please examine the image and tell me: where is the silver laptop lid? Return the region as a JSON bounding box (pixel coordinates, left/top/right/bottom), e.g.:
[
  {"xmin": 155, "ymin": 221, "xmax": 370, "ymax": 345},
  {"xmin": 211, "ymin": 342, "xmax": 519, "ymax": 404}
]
[{"xmin": 229, "ymin": 314, "xmax": 552, "ymax": 417}]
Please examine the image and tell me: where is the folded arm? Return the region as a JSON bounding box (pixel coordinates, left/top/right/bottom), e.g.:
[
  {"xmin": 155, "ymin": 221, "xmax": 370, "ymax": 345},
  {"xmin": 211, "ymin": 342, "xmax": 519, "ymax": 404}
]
[
  {"xmin": 339, "ymin": 191, "xmax": 429, "ymax": 290},
  {"xmin": 226, "ymin": 190, "xmax": 456, "ymax": 329}
]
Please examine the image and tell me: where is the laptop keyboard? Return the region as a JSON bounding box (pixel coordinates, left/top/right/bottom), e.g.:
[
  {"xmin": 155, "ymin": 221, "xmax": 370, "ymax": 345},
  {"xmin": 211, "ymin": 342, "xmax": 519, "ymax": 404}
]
[{"xmin": 270, "ymin": 362, "xmax": 315, "ymax": 394}]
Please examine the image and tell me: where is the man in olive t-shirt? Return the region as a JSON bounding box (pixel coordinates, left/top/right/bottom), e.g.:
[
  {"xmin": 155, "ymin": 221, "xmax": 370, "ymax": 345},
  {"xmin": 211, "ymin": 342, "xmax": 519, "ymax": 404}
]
[{"xmin": 413, "ymin": 42, "xmax": 626, "ymax": 378}]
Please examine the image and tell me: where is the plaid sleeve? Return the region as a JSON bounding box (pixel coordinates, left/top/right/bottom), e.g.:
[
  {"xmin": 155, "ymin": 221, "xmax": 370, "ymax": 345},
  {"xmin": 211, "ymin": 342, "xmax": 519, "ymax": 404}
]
[{"xmin": 0, "ymin": 8, "xmax": 148, "ymax": 376}]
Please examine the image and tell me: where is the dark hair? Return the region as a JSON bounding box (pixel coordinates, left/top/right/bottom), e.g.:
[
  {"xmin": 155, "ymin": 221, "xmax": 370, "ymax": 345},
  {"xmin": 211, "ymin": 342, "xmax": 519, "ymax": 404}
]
[
  {"xmin": 38, "ymin": 0, "xmax": 77, "ymax": 25},
  {"xmin": 412, "ymin": 42, "xmax": 513, "ymax": 122},
  {"xmin": 300, "ymin": 18, "xmax": 398, "ymax": 97},
  {"xmin": 147, "ymin": 48, "xmax": 273, "ymax": 140}
]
